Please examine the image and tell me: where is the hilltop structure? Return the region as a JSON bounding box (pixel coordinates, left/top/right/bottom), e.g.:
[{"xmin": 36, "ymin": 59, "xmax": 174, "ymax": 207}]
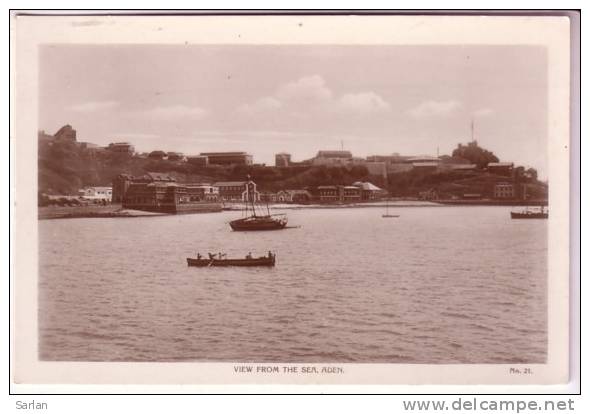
[{"xmin": 200, "ymin": 151, "xmax": 253, "ymax": 165}]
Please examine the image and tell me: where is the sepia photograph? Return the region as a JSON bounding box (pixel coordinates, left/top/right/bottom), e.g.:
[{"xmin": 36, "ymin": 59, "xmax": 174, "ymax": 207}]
[{"xmin": 11, "ymin": 12, "xmax": 573, "ymax": 387}]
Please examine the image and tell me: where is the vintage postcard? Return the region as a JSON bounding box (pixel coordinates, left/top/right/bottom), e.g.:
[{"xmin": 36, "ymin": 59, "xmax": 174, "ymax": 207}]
[{"xmin": 11, "ymin": 12, "xmax": 572, "ymax": 391}]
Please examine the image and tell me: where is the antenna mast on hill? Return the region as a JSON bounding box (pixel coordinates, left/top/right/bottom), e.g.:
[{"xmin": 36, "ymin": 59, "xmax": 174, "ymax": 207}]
[
  {"xmin": 340, "ymin": 140, "xmax": 344, "ymax": 151},
  {"xmin": 471, "ymin": 119, "xmax": 475, "ymax": 143}
]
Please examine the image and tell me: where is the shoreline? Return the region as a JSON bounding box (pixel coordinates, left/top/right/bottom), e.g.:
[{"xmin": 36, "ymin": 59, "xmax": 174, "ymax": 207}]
[
  {"xmin": 38, "ymin": 199, "xmax": 547, "ymax": 220},
  {"xmin": 38, "ymin": 206, "xmax": 167, "ymax": 220}
]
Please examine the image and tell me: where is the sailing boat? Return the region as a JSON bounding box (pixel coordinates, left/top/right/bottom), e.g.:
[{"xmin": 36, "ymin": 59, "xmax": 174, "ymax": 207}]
[
  {"xmin": 382, "ymin": 198, "xmax": 399, "ymax": 218},
  {"xmin": 229, "ymin": 179, "xmax": 288, "ymax": 231}
]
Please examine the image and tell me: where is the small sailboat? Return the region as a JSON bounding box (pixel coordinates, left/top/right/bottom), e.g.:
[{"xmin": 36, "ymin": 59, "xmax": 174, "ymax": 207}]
[
  {"xmin": 382, "ymin": 198, "xmax": 399, "ymax": 218},
  {"xmin": 229, "ymin": 178, "xmax": 288, "ymax": 231}
]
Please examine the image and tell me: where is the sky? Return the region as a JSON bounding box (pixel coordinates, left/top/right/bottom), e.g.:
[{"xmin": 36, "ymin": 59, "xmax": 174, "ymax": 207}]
[{"xmin": 39, "ymin": 44, "xmax": 548, "ymax": 177}]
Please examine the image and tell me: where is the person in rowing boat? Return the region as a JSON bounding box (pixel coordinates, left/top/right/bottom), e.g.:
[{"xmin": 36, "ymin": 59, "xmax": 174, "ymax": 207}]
[
  {"xmin": 268, "ymin": 250, "xmax": 273, "ymax": 258},
  {"xmin": 197, "ymin": 253, "xmax": 202, "ymax": 259},
  {"xmin": 208, "ymin": 253, "xmax": 216, "ymax": 260},
  {"xmin": 246, "ymin": 252, "xmax": 252, "ymax": 259}
]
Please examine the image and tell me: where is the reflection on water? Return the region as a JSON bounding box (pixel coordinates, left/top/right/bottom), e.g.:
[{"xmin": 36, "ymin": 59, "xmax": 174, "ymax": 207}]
[{"xmin": 38, "ymin": 206, "xmax": 547, "ymax": 363}]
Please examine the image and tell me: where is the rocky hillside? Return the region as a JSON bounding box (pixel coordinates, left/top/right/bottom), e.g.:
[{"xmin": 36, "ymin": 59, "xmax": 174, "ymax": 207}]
[{"xmin": 39, "ymin": 139, "xmax": 547, "ymax": 200}]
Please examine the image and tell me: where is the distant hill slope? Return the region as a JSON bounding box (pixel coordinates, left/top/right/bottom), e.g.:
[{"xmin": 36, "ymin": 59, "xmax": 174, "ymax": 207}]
[
  {"xmin": 38, "ymin": 140, "xmax": 221, "ymax": 195},
  {"xmin": 38, "ymin": 140, "xmax": 374, "ymax": 195}
]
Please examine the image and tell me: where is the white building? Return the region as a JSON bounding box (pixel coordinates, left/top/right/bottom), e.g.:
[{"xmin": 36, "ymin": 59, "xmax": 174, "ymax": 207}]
[{"xmin": 79, "ymin": 186, "xmax": 113, "ymax": 201}]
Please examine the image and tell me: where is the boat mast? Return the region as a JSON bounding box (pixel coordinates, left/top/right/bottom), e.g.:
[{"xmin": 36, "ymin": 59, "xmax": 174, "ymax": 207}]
[{"xmin": 247, "ymin": 177, "xmax": 257, "ymax": 217}]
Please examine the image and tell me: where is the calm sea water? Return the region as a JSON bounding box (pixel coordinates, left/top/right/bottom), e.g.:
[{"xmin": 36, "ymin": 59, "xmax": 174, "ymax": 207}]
[{"xmin": 38, "ymin": 206, "xmax": 547, "ymax": 363}]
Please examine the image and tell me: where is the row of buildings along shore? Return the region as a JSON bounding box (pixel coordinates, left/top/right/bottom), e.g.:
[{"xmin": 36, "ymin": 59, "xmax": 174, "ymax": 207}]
[
  {"xmin": 40, "ymin": 124, "xmax": 543, "ymax": 212},
  {"xmin": 111, "ymin": 173, "xmax": 388, "ymax": 213},
  {"xmin": 76, "ymin": 172, "xmax": 537, "ymax": 214}
]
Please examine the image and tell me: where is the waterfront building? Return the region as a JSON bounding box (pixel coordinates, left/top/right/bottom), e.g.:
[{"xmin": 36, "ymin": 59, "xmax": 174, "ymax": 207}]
[
  {"xmin": 123, "ymin": 180, "xmax": 182, "ymax": 212},
  {"xmin": 259, "ymin": 192, "xmax": 278, "ymax": 203},
  {"xmin": 184, "ymin": 184, "xmax": 219, "ymax": 202},
  {"xmin": 79, "ymin": 186, "xmax": 113, "ymax": 201},
  {"xmin": 494, "ymin": 182, "xmax": 515, "ymax": 199},
  {"xmin": 119, "ymin": 173, "xmax": 222, "ymax": 213},
  {"xmin": 352, "ymin": 182, "xmax": 387, "ymax": 201},
  {"xmin": 112, "ymin": 173, "xmax": 134, "ymax": 202},
  {"xmin": 342, "ymin": 186, "xmax": 362, "ymax": 202},
  {"xmin": 213, "ymin": 181, "xmax": 260, "ymax": 202},
  {"xmin": 200, "ymin": 151, "xmax": 253, "ymax": 165},
  {"xmin": 275, "ymin": 153, "xmax": 291, "ymax": 167},
  {"xmin": 315, "ymin": 185, "xmax": 362, "ymax": 203},
  {"xmin": 317, "ymin": 186, "xmax": 340, "ymax": 202}
]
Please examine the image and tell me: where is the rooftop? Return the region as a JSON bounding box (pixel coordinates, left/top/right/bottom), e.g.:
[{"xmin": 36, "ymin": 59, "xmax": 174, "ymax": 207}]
[
  {"xmin": 200, "ymin": 152, "xmax": 251, "ymax": 156},
  {"xmin": 352, "ymin": 181, "xmax": 383, "ymax": 191},
  {"xmin": 213, "ymin": 181, "xmax": 248, "ymax": 187},
  {"xmin": 407, "ymin": 156, "xmax": 440, "ymax": 162},
  {"xmin": 316, "ymin": 150, "xmax": 353, "ymax": 159}
]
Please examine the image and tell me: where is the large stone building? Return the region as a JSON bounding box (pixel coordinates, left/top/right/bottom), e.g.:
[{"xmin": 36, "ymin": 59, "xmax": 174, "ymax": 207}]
[
  {"xmin": 113, "ymin": 173, "xmax": 222, "ymax": 213},
  {"xmin": 352, "ymin": 181, "xmax": 387, "ymax": 201},
  {"xmin": 311, "ymin": 181, "xmax": 386, "ymax": 203}
]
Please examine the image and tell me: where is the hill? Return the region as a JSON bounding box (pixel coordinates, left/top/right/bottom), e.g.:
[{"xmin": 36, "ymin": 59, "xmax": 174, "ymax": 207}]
[
  {"xmin": 39, "ymin": 139, "xmax": 547, "ymax": 201},
  {"xmin": 38, "ymin": 140, "xmax": 374, "ymax": 195}
]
